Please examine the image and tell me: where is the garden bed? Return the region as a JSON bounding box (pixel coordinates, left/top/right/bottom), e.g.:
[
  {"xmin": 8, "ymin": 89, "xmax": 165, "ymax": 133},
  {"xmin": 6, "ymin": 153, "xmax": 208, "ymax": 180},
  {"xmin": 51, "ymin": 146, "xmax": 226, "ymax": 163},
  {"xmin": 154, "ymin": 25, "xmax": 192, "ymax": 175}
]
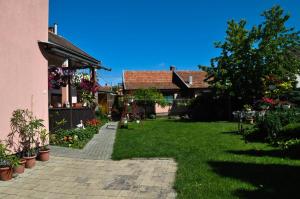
[{"xmin": 50, "ymin": 118, "xmax": 107, "ymax": 149}]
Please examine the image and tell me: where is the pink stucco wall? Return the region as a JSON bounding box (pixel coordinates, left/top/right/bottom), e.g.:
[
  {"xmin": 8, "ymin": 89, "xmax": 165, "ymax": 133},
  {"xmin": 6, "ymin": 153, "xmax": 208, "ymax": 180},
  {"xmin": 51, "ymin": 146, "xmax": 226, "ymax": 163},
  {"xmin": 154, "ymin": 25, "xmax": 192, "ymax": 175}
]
[
  {"xmin": 155, "ymin": 104, "xmax": 171, "ymax": 115},
  {"xmin": 0, "ymin": 0, "xmax": 49, "ymax": 140}
]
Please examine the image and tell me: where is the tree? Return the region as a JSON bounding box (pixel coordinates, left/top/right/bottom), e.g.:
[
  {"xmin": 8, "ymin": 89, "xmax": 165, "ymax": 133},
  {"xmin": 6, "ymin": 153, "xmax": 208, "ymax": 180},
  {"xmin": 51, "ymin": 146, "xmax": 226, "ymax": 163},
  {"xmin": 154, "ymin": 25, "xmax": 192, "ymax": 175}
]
[
  {"xmin": 203, "ymin": 6, "xmax": 300, "ymax": 106},
  {"xmin": 133, "ymin": 88, "xmax": 167, "ymax": 118}
]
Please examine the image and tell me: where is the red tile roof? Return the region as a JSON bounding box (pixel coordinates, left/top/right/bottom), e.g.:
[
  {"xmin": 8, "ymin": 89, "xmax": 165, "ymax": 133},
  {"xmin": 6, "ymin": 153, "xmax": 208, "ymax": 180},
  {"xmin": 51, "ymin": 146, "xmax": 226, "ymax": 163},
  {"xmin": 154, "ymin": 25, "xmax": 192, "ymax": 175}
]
[
  {"xmin": 123, "ymin": 70, "xmax": 208, "ymax": 90},
  {"xmin": 175, "ymin": 71, "xmax": 209, "ymax": 88}
]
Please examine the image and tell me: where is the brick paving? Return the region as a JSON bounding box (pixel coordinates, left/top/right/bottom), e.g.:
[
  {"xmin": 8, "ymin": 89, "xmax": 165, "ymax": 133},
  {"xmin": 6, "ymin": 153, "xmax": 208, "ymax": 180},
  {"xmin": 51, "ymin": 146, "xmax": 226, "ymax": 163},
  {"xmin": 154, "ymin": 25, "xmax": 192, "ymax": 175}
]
[
  {"xmin": 0, "ymin": 157, "xmax": 177, "ymax": 199},
  {"xmin": 0, "ymin": 122, "xmax": 178, "ymax": 198}
]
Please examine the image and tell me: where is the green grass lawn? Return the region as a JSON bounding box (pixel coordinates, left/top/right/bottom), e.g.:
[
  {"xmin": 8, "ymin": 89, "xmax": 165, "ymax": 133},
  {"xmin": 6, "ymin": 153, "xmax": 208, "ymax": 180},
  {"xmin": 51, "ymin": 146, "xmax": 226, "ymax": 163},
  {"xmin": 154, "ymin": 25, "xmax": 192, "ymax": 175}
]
[{"xmin": 112, "ymin": 118, "xmax": 300, "ymax": 199}]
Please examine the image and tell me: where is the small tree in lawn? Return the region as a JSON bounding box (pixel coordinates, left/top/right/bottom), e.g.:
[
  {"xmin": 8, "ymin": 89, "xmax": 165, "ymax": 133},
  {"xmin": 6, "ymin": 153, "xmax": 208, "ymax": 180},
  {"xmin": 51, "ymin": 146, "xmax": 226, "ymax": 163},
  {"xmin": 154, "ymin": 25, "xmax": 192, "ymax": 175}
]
[
  {"xmin": 203, "ymin": 5, "xmax": 300, "ymax": 106},
  {"xmin": 133, "ymin": 88, "xmax": 167, "ymax": 118}
]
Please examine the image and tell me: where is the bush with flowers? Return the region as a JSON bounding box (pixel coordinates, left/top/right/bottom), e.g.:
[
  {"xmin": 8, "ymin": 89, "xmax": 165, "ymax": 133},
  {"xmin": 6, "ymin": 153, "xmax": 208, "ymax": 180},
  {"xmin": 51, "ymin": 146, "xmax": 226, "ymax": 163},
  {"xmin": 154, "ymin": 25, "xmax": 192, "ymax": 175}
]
[
  {"xmin": 72, "ymin": 72, "xmax": 99, "ymax": 107},
  {"xmin": 72, "ymin": 72, "xmax": 90, "ymax": 88},
  {"xmin": 242, "ymin": 94, "xmax": 299, "ymax": 146},
  {"xmin": 85, "ymin": 119, "xmax": 101, "ymax": 127}
]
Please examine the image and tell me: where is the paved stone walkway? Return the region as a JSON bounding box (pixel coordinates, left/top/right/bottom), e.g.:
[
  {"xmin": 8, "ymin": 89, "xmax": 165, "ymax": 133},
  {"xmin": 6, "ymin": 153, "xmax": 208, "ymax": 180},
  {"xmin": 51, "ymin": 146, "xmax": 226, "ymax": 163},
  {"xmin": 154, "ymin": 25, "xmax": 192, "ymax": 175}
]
[
  {"xmin": 0, "ymin": 122, "xmax": 178, "ymax": 198},
  {"xmin": 50, "ymin": 122, "xmax": 118, "ymax": 160},
  {"xmin": 0, "ymin": 156, "xmax": 177, "ymax": 198}
]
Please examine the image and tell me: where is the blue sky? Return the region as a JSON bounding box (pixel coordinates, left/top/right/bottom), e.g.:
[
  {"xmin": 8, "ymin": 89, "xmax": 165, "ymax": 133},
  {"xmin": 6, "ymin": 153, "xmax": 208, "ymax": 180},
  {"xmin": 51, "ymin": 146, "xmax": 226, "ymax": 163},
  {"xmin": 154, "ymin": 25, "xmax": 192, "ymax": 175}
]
[{"xmin": 49, "ymin": 0, "xmax": 300, "ymax": 85}]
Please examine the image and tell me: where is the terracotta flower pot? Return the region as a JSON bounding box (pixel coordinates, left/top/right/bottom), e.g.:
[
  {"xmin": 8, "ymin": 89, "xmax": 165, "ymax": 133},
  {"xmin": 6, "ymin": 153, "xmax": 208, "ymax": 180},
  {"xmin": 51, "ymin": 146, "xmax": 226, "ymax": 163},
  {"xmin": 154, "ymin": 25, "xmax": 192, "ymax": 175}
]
[
  {"xmin": 24, "ymin": 156, "xmax": 36, "ymax": 169},
  {"xmin": 13, "ymin": 159, "xmax": 26, "ymax": 174},
  {"xmin": 74, "ymin": 103, "xmax": 82, "ymax": 108},
  {"xmin": 38, "ymin": 150, "xmax": 50, "ymax": 161},
  {"xmin": 0, "ymin": 167, "xmax": 13, "ymax": 181}
]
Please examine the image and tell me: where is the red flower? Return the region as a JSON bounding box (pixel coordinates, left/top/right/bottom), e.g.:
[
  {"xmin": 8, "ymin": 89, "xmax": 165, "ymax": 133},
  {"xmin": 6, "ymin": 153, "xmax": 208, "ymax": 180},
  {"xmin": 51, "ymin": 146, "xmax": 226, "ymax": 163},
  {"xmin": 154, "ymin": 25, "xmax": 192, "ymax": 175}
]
[
  {"xmin": 86, "ymin": 119, "xmax": 101, "ymax": 126},
  {"xmin": 80, "ymin": 79, "xmax": 99, "ymax": 94},
  {"xmin": 262, "ymin": 97, "xmax": 275, "ymax": 105}
]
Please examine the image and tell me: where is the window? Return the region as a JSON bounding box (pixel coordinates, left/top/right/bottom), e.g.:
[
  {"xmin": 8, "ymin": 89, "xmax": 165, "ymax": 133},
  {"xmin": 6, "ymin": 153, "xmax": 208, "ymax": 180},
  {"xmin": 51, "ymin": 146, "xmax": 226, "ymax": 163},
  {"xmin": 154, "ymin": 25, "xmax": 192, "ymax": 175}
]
[{"xmin": 164, "ymin": 95, "xmax": 174, "ymax": 104}]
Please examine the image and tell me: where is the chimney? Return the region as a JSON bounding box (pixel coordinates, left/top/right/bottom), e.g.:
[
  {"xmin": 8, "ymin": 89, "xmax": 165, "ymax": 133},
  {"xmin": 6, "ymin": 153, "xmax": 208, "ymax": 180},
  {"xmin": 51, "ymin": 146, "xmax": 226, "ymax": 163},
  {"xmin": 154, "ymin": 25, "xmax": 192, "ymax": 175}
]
[
  {"xmin": 48, "ymin": 27, "xmax": 54, "ymax": 33},
  {"xmin": 189, "ymin": 75, "xmax": 193, "ymax": 85},
  {"xmin": 170, "ymin": 65, "xmax": 176, "ymax": 71},
  {"xmin": 54, "ymin": 23, "xmax": 58, "ymax": 35}
]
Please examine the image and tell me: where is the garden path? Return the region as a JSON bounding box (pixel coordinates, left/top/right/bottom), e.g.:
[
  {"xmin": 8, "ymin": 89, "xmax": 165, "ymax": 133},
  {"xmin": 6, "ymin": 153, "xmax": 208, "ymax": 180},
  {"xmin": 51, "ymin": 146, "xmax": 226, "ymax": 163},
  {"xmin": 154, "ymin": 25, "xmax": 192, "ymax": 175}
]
[{"xmin": 50, "ymin": 122, "xmax": 118, "ymax": 160}]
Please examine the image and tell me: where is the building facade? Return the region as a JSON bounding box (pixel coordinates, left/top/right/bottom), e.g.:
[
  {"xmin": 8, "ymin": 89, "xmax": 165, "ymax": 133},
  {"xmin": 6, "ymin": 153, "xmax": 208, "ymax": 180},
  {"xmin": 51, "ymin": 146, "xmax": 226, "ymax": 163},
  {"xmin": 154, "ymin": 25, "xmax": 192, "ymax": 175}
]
[
  {"xmin": 0, "ymin": 0, "xmax": 49, "ymax": 140},
  {"xmin": 123, "ymin": 66, "xmax": 210, "ymax": 115}
]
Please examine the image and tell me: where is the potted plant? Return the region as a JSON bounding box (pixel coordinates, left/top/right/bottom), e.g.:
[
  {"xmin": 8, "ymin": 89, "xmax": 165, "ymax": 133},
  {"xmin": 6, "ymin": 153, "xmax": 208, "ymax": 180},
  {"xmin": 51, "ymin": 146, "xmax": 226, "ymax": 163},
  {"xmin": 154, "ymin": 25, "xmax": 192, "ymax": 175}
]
[
  {"xmin": 38, "ymin": 129, "xmax": 50, "ymax": 161},
  {"xmin": 0, "ymin": 143, "xmax": 19, "ymax": 181},
  {"xmin": 13, "ymin": 158, "xmax": 26, "ymax": 174},
  {"xmin": 9, "ymin": 109, "xmax": 44, "ymax": 169},
  {"xmin": 4, "ymin": 136, "xmax": 26, "ymax": 174}
]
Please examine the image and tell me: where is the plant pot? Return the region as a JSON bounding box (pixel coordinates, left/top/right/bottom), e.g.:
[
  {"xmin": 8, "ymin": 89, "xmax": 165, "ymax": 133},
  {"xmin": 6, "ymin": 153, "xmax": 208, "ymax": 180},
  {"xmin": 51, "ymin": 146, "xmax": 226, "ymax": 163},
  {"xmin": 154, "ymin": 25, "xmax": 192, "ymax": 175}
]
[
  {"xmin": 13, "ymin": 159, "xmax": 26, "ymax": 174},
  {"xmin": 38, "ymin": 150, "xmax": 50, "ymax": 161},
  {"xmin": 0, "ymin": 167, "xmax": 13, "ymax": 181},
  {"xmin": 23, "ymin": 156, "xmax": 36, "ymax": 169},
  {"xmin": 74, "ymin": 103, "xmax": 82, "ymax": 108}
]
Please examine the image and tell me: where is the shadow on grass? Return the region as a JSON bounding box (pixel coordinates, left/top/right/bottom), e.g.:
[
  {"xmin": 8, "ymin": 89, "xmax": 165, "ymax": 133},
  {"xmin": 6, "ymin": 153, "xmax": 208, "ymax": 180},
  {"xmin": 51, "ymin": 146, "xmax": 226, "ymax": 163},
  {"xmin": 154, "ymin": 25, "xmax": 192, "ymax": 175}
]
[
  {"xmin": 162, "ymin": 118, "xmax": 234, "ymax": 123},
  {"xmin": 227, "ymin": 147, "xmax": 300, "ymax": 160},
  {"xmin": 221, "ymin": 129, "xmax": 268, "ymax": 144},
  {"xmin": 208, "ymin": 161, "xmax": 300, "ymax": 198}
]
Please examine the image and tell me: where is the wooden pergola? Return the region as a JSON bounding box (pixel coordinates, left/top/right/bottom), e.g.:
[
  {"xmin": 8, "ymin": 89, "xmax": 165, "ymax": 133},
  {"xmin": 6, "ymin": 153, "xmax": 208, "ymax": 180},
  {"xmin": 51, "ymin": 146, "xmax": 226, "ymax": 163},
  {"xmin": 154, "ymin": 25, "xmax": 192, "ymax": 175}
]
[{"xmin": 39, "ymin": 31, "xmax": 111, "ymax": 131}]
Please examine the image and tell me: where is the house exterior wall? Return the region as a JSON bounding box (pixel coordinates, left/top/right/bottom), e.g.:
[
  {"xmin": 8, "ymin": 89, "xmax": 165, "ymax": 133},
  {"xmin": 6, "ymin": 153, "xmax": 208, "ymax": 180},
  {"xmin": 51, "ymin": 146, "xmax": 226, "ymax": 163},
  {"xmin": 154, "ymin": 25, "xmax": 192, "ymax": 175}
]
[
  {"xmin": 0, "ymin": 0, "xmax": 49, "ymax": 140},
  {"xmin": 155, "ymin": 104, "xmax": 171, "ymax": 115}
]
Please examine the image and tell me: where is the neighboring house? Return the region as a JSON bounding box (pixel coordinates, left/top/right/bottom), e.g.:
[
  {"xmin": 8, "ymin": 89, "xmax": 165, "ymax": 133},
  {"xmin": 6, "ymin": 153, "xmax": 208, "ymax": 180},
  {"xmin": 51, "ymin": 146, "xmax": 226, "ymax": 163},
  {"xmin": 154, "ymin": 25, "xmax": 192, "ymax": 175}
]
[
  {"xmin": 123, "ymin": 66, "xmax": 210, "ymax": 115},
  {"xmin": 0, "ymin": 0, "xmax": 49, "ymax": 140}
]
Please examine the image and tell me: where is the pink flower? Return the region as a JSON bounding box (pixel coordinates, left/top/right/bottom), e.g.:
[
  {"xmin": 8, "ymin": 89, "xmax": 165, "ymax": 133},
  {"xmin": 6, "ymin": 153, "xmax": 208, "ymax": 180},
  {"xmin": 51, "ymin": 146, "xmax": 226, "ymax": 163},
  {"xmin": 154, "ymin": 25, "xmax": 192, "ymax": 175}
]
[{"xmin": 262, "ymin": 97, "xmax": 275, "ymax": 105}]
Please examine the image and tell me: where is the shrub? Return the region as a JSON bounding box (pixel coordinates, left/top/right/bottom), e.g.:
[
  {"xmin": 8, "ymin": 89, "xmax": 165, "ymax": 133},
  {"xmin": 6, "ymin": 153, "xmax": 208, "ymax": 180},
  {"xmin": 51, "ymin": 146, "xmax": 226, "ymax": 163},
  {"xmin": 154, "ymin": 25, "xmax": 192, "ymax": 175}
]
[
  {"xmin": 9, "ymin": 109, "xmax": 44, "ymax": 157},
  {"xmin": 278, "ymin": 139, "xmax": 300, "ymax": 150},
  {"xmin": 255, "ymin": 109, "xmax": 296, "ymax": 141},
  {"xmin": 279, "ymin": 123, "xmax": 300, "ymax": 140},
  {"xmin": 189, "ymin": 94, "xmax": 231, "ymax": 121}
]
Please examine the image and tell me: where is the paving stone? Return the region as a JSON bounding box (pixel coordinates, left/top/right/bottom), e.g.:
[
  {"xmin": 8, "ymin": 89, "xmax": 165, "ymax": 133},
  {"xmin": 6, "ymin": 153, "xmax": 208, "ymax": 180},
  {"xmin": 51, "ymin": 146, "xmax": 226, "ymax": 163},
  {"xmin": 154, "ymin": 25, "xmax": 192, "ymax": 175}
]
[
  {"xmin": 0, "ymin": 122, "xmax": 177, "ymax": 198},
  {"xmin": 0, "ymin": 157, "xmax": 177, "ymax": 199}
]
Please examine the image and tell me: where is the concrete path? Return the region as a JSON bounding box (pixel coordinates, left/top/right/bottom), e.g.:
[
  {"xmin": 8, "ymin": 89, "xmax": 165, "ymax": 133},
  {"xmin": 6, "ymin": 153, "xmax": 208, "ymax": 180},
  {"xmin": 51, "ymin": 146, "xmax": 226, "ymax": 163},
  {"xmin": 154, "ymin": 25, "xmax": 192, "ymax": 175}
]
[
  {"xmin": 50, "ymin": 122, "xmax": 118, "ymax": 160},
  {"xmin": 0, "ymin": 157, "xmax": 177, "ymax": 199}
]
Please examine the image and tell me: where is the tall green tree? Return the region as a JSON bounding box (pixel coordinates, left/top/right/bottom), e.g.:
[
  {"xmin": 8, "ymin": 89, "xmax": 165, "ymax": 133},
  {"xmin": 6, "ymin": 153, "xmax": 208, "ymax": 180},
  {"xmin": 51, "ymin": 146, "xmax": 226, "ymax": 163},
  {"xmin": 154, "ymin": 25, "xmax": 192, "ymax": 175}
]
[
  {"xmin": 203, "ymin": 6, "xmax": 300, "ymax": 105},
  {"xmin": 133, "ymin": 88, "xmax": 167, "ymax": 117}
]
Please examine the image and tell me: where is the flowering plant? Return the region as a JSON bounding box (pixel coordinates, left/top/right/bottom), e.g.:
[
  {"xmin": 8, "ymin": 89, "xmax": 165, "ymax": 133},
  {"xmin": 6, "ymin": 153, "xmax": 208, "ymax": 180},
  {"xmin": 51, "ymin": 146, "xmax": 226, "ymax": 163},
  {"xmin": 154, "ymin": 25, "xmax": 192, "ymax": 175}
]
[
  {"xmin": 262, "ymin": 97, "xmax": 275, "ymax": 105},
  {"xmin": 72, "ymin": 72, "xmax": 90, "ymax": 88},
  {"xmin": 48, "ymin": 67, "xmax": 75, "ymax": 89},
  {"xmin": 80, "ymin": 78, "xmax": 98, "ymax": 94},
  {"xmin": 85, "ymin": 119, "xmax": 101, "ymax": 127},
  {"xmin": 254, "ymin": 97, "xmax": 276, "ymax": 110}
]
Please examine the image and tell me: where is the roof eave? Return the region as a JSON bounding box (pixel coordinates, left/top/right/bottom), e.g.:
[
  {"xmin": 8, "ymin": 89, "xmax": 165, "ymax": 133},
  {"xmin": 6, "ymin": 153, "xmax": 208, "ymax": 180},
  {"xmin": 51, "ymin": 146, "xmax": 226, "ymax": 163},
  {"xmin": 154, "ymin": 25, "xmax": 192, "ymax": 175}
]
[{"xmin": 39, "ymin": 41, "xmax": 111, "ymax": 71}]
